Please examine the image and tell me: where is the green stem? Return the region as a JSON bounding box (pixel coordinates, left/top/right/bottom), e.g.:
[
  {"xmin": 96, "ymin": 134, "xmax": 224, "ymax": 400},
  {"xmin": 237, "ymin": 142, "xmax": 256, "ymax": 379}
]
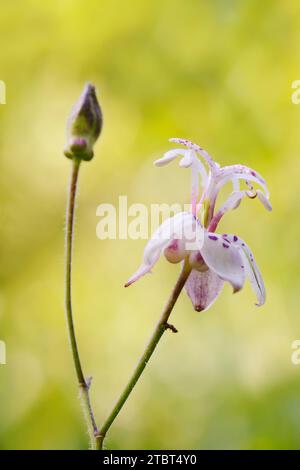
[
  {"xmin": 96, "ymin": 260, "xmax": 192, "ymax": 449},
  {"xmin": 65, "ymin": 157, "xmax": 99, "ymax": 449}
]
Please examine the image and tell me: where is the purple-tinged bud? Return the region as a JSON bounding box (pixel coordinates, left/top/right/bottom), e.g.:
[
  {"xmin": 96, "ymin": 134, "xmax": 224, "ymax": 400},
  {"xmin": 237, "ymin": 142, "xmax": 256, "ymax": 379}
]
[
  {"xmin": 189, "ymin": 251, "xmax": 209, "ymax": 272},
  {"xmin": 164, "ymin": 238, "xmax": 187, "ymax": 264},
  {"xmin": 64, "ymin": 83, "xmax": 102, "ymax": 161}
]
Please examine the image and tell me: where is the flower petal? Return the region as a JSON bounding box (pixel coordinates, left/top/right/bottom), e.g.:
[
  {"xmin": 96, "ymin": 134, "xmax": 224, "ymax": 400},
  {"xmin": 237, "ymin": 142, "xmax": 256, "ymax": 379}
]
[
  {"xmin": 208, "ymin": 190, "xmax": 247, "ymax": 231},
  {"xmin": 179, "ymin": 149, "xmax": 193, "ymax": 167},
  {"xmin": 125, "ymin": 212, "xmax": 192, "ymax": 287},
  {"xmin": 169, "ymin": 137, "xmax": 218, "ymax": 171},
  {"xmin": 222, "ymin": 234, "xmax": 266, "ymax": 306},
  {"xmin": 154, "ymin": 149, "xmax": 185, "ymax": 167},
  {"xmin": 216, "ymin": 164, "xmax": 270, "ymax": 198},
  {"xmin": 195, "ymin": 158, "xmax": 208, "ymax": 187},
  {"xmin": 124, "ymin": 264, "xmax": 154, "ymax": 287},
  {"xmin": 257, "ymin": 190, "xmax": 272, "ymax": 211},
  {"xmin": 185, "ymin": 268, "xmax": 224, "ymax": 312},
  {"xmin": 200, "ymin": 233, "xmax": 245, "ymax": 292},
  {"xmin": 124, "ymin": 237, "xmax": 169, "ymax": 287},
  {"xmin": 178, "ymin": 150, "xmax": 208, "ymax": 214}
]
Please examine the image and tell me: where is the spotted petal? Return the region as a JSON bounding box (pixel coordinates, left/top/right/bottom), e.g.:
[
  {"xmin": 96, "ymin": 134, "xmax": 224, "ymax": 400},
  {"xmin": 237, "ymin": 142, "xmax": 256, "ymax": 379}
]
[
  {"xmin": 200, "ymin": 233, "xmax": 245, "ymax": 292},
  {"xmin": 185, "ymin": 268, "xmax": 224, "ymax": 312},
  {"xmin": 215, "ymin": 164, "xmax": 270, "ymax": 198},
  {"xmin": 169, "ymin": 137, "xmax": 218, "ymax": 171},
  {"xmin": 222, "ymin": 234, "xmax": 266, "ymax": 306}
]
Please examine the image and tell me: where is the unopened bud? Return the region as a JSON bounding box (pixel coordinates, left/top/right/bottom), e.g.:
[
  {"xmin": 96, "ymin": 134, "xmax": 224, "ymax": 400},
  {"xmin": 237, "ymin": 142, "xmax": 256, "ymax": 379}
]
[{"xmin": 64, "ymin": 83, "xmax": 102, "ymax": 161}]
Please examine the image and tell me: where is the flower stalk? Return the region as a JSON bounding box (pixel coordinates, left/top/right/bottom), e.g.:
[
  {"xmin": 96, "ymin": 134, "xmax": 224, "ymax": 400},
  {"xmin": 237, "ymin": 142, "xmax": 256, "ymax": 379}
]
[
  {"xmin": 96, "ymin": 259, "xmax": 192, "ymax": 449},
  {"xmin": 65, "ymin": 157, "xmax": 100, "ymax": 449}
]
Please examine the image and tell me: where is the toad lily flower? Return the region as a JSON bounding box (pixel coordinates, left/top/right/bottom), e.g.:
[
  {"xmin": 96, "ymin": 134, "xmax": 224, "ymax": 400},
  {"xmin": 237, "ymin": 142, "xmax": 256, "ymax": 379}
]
[{"xmin": 125, "ymin": 138, "xmax": 271, "ymax": 312}]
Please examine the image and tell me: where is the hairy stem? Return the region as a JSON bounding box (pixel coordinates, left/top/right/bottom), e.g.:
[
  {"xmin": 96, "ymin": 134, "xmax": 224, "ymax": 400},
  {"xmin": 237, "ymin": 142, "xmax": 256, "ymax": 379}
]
[
  {"xmin": 65, "ymin": 157, "xmax": 99, "ymax": 449},
  {"xmin": 96, "ymin": 260, "xmax": 192, "ymax": 449}
]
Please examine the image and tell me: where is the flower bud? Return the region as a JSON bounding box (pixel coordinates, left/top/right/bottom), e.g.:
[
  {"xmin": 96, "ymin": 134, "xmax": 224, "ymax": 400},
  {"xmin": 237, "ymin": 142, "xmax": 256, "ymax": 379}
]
[
  {"xmin": 189, "ymin": 251, "xmax": 208, "ymax": 272},
  {"xmin": 64, "ymin": 83, "xmax": 102, "ymax": 161},
  {"xmin": 164, "ymin": 238, "xmax": 187, "ymax": 264}
]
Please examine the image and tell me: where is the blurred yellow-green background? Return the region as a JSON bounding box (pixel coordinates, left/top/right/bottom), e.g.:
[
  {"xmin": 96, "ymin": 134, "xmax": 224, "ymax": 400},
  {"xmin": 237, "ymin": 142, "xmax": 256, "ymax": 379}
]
[{"xmin": 0, "ymin": 0, "xmax": 300, "ymax": 450}]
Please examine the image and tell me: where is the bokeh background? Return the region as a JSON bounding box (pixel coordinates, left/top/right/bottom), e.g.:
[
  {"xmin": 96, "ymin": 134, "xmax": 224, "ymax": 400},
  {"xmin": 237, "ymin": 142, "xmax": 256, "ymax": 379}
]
[{"xmin": 0, "ymin": 0, "xmax": 299, "ymax": 450}]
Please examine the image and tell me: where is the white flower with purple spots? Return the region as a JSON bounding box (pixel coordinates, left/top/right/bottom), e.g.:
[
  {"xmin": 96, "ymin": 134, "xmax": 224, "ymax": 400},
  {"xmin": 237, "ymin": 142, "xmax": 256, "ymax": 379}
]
[{"xmin": 125, "ymin": 138, "xmax": 271, "ymax": 311}]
